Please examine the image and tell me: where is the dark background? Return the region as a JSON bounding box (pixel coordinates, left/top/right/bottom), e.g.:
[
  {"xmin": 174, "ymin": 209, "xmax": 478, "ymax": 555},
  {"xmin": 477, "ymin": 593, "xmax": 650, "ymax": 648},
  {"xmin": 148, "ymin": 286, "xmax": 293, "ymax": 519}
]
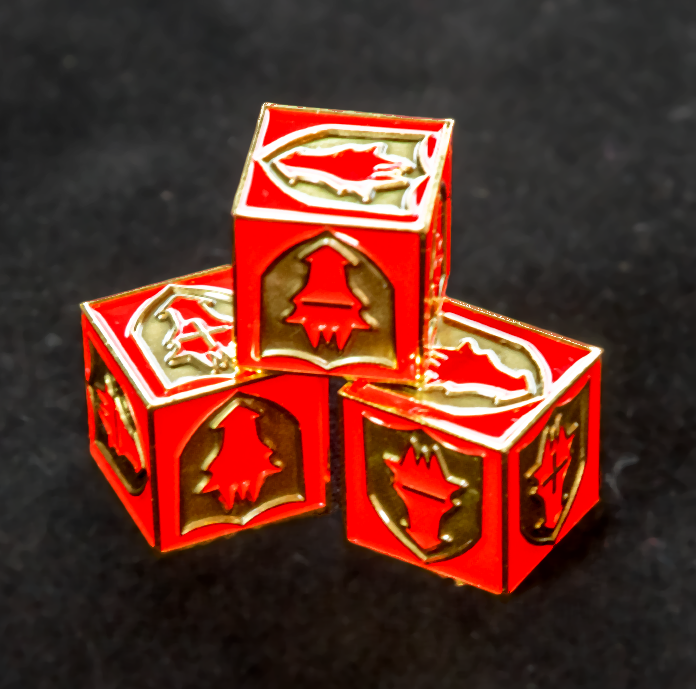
[{"xmin": 1, "ymin": 0, "xmax": 695, "ymax": 686}]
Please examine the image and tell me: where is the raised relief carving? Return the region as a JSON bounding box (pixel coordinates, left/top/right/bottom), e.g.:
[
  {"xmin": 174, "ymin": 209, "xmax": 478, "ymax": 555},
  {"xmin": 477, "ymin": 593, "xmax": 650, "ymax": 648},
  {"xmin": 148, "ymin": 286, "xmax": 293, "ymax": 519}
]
[
  {"xmin": 179, "ymin": 393, "xmax": 305, "ymax": 534},
  {"xmin": 519, "ymin": 383, "xmax": 589, "ymax": 544},
  {"xmin": 87, "ymin": 343, "xmax": 148, "ymax": 495},
  {"xmin": 380, "ymin": 313, "xmax": 551, "ymax": 416},
  {"xmin": 261, "ymin": 232, "xmax": 396, "ymax": 370},
  {"xmin": 364, "ymin": 416, "xmax": 483, "ymax": 563},
  {"xmin": 256, "ymin": 125, "xmax": 442, "ymax": 216},
  {"xmin": 126, "ymin": 284, "xmax": 237, "ymax": 389}
]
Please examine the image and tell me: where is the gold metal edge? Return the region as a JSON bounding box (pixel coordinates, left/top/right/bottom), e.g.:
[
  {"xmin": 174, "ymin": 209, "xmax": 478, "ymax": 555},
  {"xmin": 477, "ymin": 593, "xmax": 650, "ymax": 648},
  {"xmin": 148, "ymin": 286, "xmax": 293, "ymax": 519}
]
[
  {"xmin": 417, "ymin": 231, "xmax": 427, "ymax": 382},
  {"xmin": 338, "ymin": 384, "xmax": 506, "ymax": 451},
  {"xmin": 265, "ymin": 102, "xmax": 455, "ymax": 127},
  {"xmin": 82, "ymin": 304, "xmax": 157, "ymax": 408},
  {"xmin": 444, "ymin": 296, "xmax": 604, "ymax": 352},
  {"xmin": 500, "ymin": 348, "xmax": 602, "ymax": 452},
  {"xmin": 233, "ymin": 204, "xmax": 428, "ymax": 232},
  {"xmin": 159, "ymin": 501, "xmax": 330, "ymax": 555},
  {"xmin": 148, "ymin": 408, "xmax": 161, "ymax": 551},
  {"xmin": 417, "ymin": 120, "xmax": 453, "ymax": 238},
  {"xmin": 148, "ymin": 370, "xmax": 275, "ymax": 407},
  {"xmin": 501, "ymin": 450, "xmax": 509, "ymax": 594},
  {"xmin": 338, "ymin": 346, "xmax": 601, "ymax": 452},
  {"xmin": 80, "ymin": 264, "xmax": 232, "ymax": 309},
  {"xmin": 231, "ymin": 103, "xmax": 270, "ymax": 215}
]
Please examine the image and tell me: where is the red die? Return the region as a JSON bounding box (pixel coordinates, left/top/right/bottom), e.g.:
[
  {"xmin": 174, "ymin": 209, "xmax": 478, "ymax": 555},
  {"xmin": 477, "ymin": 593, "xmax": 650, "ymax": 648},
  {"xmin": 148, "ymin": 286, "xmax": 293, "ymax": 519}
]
[
  {"xmin": 232, "ymin": 103, "xmax": 453, "ymax": 383},
  {"xmin": 340, "ymin": 297, "xmax": 602, "ymax": 593},
  {"xmin": 80, "ymin": 266, "xmax": 330, "ymax": 552}
]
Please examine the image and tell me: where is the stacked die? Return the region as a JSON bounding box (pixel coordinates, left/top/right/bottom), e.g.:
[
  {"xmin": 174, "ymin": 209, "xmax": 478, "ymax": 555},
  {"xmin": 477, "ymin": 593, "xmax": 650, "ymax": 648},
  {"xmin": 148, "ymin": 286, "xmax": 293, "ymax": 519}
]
[{"xmin": 82, "ymin": 104, "xmax": 601, "ymax": 593}]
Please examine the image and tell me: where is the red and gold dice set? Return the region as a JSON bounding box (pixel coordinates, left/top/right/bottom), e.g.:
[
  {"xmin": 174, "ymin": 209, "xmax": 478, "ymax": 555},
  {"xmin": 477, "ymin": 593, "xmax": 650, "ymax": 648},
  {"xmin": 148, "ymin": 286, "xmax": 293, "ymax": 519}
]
[{"xmin": 81, "ymin": 104, "xmax": 601, "ymax": 591}]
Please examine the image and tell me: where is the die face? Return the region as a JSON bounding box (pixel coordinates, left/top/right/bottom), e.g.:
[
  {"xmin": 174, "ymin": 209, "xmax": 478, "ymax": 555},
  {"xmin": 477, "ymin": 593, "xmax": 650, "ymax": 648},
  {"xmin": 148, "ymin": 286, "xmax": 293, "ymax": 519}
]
[
  {"xmin": 342, "ymin": 399, "xmax": 504, "ymax": 593},
  {"xmin": 506, "ymin": 364, "xmax": 601, "ymax": 593},
  {"xmin": 83, "ymin": 318, "xmax": 156, "ymax": 546},
  {"xmin": 234, "ymin": 219, "xmax": 424, "ymax": 382},
  {"xmin": 154, "ymin": 374, "xmax": 330, "ymax": 552},
  {"xmin": 82, "ymin": 267, "xmax": 330, "ymax": 551},
  {"xmin": 232, "ymin": 104, "xmax": 452, "ymax": 383}
]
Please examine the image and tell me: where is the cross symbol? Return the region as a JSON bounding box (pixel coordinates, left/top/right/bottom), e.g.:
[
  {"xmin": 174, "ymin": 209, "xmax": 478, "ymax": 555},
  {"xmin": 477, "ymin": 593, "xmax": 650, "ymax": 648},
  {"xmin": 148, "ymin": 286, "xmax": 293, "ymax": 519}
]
[{"xmin": 540, "ymin": 441, "xmax": 569, "ymax": 494}]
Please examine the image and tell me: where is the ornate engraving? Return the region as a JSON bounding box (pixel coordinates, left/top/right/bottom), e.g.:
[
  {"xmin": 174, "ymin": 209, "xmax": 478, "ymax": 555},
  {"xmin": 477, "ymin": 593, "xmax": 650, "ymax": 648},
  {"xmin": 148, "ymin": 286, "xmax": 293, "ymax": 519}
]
[
  {"xmin": 126, "ymin": 284, "xmax": 237, "ymax": 389},
  {"xmin": 87, "ymin": 344, "xmax": 148, "ymax": 495},
  {"xmin": 274, "ymin": 141, "xmax": 415, "ymax": 203},
  {"xmin": 179, "ymin": 392, "xmax": 305, "ymax": 534},
  {"xmin": 256, "ymin": 125, "xmax": 441, "ymax": 216},
  {"xmin": 379, "ymin": 313, "xmax": 550, "ymax": 415},
  {"xmin": 519, "ymin": 383, "xmax": 589, "ymax": 544},
  {"xmin": 364, "ymin": 415, "xmax": 482, "ymax": 563},
  {"xmin": 261, "ymin": 232, "xmax": 396, "ymax": 370}
]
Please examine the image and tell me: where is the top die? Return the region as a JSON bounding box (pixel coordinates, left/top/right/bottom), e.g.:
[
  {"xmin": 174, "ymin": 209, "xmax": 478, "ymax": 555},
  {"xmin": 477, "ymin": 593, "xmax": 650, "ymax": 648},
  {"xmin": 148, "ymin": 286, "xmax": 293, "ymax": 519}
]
[{"xmin": 232, "ymin": 103, "xmax": 454, "ymax": 383}]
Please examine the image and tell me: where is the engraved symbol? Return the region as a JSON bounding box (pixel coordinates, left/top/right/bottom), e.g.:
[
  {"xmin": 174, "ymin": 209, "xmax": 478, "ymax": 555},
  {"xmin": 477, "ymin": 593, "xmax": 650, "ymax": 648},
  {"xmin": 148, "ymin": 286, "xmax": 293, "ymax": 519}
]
[
  {"xmin": 425, "ymin": 338, "xmax": 536, "ymax": 404},
  {"xmin": 257, "ymin": 126, "xmax": 442, "ymax": 216},
  {"xmin": 179, "ymin": 393, "xmax": 305, "ymax": 534},
  {"xmin": 525, "ymin": 414, "xmax": 579, "ymax": 530},
  {"xmin": 384, "ymin": 442, "xmax": 465, "ymax": 551},
  {"xmin": 159, "ymin": 295, "xmax": 234, "ymax": 374},
  {"xmin": 126, "ymin": 284, "xmax": 236, "ymax": 389},
  {"xmin": 519, "ymin": 383, "xmax": 589, "ymax": 545},
  {"xmin": 261, "ymin": 232, "xmax": 396, "ymax": 369},
  {"xmin": 274, "ymin": 142, "xmax": 415, "ymax": 203},
  {"xmin": 87, "ymin": 344, "xmax": 148, "ymax": 496},
  {"xmin": 285, "ymin": 245, "xmax": 370, "ymax": 350},
  {"xmin": 364, "ymin": 418, "xmax": 483, "ymax": 563},
  {"xmin": 96, "ymin": 373, "xmax": 146, "ymax": 474},
  {"xmin": 195, "ymin": 405, "xmax": 282, "ymax": 511}
]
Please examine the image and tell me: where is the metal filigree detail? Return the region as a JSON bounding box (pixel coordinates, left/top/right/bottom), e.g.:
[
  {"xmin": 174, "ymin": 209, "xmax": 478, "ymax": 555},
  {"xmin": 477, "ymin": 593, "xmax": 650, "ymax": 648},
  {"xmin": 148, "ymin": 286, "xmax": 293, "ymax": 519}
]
[
  {"xmin": 179, "ymin": 393, "xmax": 305, "ymax": 534},
  {"xmin": 364, "ymin": 416, "xmax": 482, "ymax": 563},
  {"xmin": 126, "ymin": 284, "xmax": 237, "ymax": 389},
  {"xmin": 256, "ymin": 124, "xmax": 441, "ymax": 216},
  {"xmin": 519, "ymin": 383, "xmax": 589, "ymax": 544},
  {"xmin": 260, "ymin": 231, "xmax": 397, "ymax": 370}
]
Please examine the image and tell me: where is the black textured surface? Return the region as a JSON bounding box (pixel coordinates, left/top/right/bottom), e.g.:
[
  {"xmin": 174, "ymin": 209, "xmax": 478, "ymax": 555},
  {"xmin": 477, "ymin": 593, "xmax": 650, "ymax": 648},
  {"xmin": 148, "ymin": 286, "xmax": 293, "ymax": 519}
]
[{"xmin": 1, "ymin": 0, "xmax": 695, "ymax": 686}]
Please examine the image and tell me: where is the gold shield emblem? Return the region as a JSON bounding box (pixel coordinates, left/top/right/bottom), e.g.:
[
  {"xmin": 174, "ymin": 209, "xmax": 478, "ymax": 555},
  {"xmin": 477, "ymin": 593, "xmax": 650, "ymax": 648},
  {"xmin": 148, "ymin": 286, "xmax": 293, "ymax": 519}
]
[{"xmin": 260, "ymin": 231, "xmax": 396, "ymax": 370}]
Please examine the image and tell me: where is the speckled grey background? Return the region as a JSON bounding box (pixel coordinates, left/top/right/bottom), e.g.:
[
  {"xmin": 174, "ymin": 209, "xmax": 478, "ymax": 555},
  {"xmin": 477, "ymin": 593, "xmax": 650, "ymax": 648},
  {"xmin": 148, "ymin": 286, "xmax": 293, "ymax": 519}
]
[{"xmin": 1, "ymin": 0, "xmax": 695, "ymax": 686}]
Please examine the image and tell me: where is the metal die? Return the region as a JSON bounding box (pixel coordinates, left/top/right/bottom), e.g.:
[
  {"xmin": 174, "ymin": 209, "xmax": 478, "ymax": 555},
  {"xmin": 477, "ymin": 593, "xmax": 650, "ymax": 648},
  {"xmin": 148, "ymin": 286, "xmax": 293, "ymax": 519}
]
[
  {"xmin": 81, "ymin": 265, "xmax": 330, "ymax": 551},
  {"xmin": 340, "ymin": 297, "xmax": 601, "ymax": 593}
]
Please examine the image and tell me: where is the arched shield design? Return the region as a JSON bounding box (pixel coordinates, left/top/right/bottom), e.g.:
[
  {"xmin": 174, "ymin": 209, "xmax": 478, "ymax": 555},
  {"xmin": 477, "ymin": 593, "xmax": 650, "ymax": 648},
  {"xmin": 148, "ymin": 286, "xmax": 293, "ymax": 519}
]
[
  {"xmin": 363, "ymin": 415, "xmax": 483, "ymax": 563},
  {"xmin": 519, "ymin": 382, "xmax": 590, "ymax": 544},
  {"xmin": 260, "ymin": 232, "xmax": 396, "ymax": 370},
  {"xmin": 179, "ymin": 392, "xmax": 305, "ymax": 535}
]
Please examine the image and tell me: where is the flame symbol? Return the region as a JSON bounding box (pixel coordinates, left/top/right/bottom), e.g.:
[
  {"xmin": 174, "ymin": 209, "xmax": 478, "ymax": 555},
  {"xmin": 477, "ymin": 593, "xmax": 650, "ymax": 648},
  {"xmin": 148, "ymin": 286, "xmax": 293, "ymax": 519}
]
[
  {"xmin": 384, "ymin": 445, "xmax": 464, "ymax": 551},
  {"xmin": 273, "ymin": 142, "xmax": 416, "ymax": 204},
  {"xmin": 285, "ymin": 245, "xmax": 370, "ymax": 349}
]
